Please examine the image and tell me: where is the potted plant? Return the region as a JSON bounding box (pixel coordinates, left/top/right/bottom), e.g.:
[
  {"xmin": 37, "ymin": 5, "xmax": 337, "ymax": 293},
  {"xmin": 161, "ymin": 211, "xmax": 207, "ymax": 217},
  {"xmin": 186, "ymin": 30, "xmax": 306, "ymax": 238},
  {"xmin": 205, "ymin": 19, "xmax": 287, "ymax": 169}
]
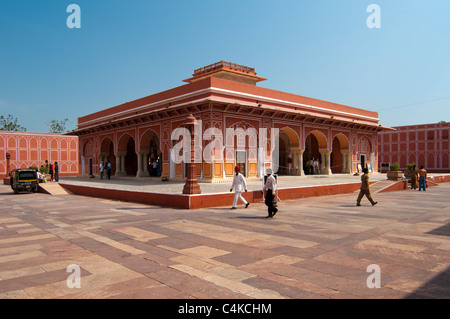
[{"xmin": 387, "ymin": 162, "xmax": 403, "ymax": 181}]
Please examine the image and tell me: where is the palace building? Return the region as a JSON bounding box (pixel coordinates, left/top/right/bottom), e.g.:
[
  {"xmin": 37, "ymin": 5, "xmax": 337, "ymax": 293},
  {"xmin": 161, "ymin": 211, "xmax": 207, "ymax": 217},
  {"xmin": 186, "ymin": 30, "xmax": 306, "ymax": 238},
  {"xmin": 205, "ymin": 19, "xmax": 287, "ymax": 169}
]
[
  {"xmin": 73, "ymin": 61, "xmax": 390, "ymax": 181},
  {"xmin": 378, "ymin": 122, "xmax": 450, "ymax": 173}
]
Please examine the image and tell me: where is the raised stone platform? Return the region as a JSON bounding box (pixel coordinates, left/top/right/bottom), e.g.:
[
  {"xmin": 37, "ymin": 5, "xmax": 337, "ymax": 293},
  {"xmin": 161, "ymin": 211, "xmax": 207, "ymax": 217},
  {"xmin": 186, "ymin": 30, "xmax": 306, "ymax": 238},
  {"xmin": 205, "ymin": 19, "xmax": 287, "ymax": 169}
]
[{"xmin": 55, "ymin": 173, "xmax": 450, "ymax": 209}]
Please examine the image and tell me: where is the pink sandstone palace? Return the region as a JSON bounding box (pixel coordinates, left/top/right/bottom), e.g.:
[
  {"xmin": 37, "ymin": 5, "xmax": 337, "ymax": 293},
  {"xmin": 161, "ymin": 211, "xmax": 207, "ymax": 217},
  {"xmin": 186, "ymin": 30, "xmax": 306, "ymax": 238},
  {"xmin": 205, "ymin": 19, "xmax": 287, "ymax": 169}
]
[{"xmin": 70, "ymin": 61, "xmax": 389, "ymax": 181}]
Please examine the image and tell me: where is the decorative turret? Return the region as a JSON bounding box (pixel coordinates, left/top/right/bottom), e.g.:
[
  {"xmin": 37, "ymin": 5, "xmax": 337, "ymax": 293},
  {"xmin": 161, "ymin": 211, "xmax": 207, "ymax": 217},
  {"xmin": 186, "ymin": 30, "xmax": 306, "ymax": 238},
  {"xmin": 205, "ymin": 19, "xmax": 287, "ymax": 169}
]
[{"xmin": 183, "ymin": 61, "xmax": 266, "ymax": 85}]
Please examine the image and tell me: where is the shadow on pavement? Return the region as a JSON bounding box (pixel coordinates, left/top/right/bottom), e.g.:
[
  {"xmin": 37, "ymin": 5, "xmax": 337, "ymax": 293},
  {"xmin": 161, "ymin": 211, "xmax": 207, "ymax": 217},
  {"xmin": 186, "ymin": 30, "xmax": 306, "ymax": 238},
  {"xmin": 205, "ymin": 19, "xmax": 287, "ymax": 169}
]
[
  {"xmin": 405, "ymin": 266, "xmax": 450, "ymax": 298},
  {"xmin": 427, "ymin": 222, "xmax": 450, "ymax": 237}
]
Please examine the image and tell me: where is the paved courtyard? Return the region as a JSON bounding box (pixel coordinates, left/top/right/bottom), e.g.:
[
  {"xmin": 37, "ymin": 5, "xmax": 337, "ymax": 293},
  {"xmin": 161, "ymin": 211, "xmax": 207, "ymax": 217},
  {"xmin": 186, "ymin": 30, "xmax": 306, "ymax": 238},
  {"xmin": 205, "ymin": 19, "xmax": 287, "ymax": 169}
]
[{"xmin": 0, "ymin": 181, "xmax": 449, "ymax": 299}]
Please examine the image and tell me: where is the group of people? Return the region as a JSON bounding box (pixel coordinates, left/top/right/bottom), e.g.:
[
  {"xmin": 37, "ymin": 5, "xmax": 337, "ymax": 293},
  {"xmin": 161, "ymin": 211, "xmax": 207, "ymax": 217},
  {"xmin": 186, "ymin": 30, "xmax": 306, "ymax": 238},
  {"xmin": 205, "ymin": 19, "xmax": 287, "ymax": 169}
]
[
  {"xmin": 304, "ymin": 158, "xmax": 320, "ymax": 175},
  {"xmin": 230, "ymin": 166, "xmax": 278, "ymax": 218},
  {"xmin": 149, "ymin": 157, "xmax": 161, "ymax": 177},
  {"xmin": 357, "ymin": 165, "xmax": 428, "ymax": 207},
  {"xmin": 230, "ymin": 163, "xmax": 431, "ymax": 215},
  {"xmin": 409, "ymin": 165, "xmax": 428, "ymax": 191},
  {"xmin": 99, "ymin": 162, "xmax": 112, "ymax": 179},
  {"xmin": 39, "ymin": 160, "xmax": 59, "ymax": 182}
]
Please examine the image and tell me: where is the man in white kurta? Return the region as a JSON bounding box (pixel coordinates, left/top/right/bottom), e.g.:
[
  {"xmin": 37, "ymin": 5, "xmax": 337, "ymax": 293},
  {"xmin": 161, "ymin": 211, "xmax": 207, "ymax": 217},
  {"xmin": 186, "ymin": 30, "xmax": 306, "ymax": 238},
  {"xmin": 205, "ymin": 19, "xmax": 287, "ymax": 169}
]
[{"xmin": 230, "ymin": 166, "xmax": 249, "ymax": 209}]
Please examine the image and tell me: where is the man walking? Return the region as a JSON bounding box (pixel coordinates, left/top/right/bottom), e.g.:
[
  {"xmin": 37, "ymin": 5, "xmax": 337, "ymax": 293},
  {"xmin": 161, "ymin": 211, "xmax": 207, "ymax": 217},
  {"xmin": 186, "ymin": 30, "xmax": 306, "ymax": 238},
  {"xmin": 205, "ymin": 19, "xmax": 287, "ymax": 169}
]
[
  {"xmin": 418, "ymin": 165, "xmax": 427, "ymax": 191},
  {"xmin": 99, "ymin": 162, "xmax": 104, "ymax": 180},
  {"xmin": 263, "ymin": 168, "xmax": 278, "ymax": 218},
  {"xmin": 230, "ymin": 166, "xmax": 249, "ymax": 209},
  {"xmin": 356, "ymin": 168, "xmax": 377, "ymax": 206}
]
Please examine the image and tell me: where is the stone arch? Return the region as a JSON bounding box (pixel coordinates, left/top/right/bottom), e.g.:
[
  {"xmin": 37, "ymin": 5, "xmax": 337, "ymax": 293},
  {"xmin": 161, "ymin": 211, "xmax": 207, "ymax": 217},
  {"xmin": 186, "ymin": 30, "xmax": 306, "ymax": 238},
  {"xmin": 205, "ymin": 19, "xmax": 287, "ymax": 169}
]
[
  {"xmin": 100, "ymin": 136, "xmax": 115, "ymax": 175},
  {"xmin": 400, "ymin": 153, "xmax": 407, "ymax": 170},
  {"xmin": 228, "ymin": 121, "xmax": 258, "ymax": 177},
  {"xmin": 50, "ymin": 138, "xmax": 58, "ymax": 149},
  {"xmin": 117, "ymin": 133, "xmax": 137, "ymax": 176},
  {"xmin": 427, "ymin": 153, "xmax": 435, "ymax": 169},
  {"xmin": 140, "ymin": 129, "xmax": 161, "ymax": 177},
  {"xmin": 40, "ymin": 138, "xmax": 47, "ymax": 149},
  {"xmin": 278, "ymin": 127, "xmax": 300, "ymax": 175},
  {"xmin": 19, "ymin": 136, "xmax": 27, "ymax": 148},
  {"xmin": 331, "ymin": 133, "xmax": 350, "ymax": 174},
  {"xmin": 358, "ymin": 135, "xmax": 373, "ymax": 170},
  {"xmin": 304, "ymin": 130, "xmax": 328, "ymax": 175},
  {"xmin": 8, "ymin": 137, "xmax": 16, "ymax": 148},
  {"xmin": 81, "ymin": 140, "xmax": 93, "ymax": 176}
]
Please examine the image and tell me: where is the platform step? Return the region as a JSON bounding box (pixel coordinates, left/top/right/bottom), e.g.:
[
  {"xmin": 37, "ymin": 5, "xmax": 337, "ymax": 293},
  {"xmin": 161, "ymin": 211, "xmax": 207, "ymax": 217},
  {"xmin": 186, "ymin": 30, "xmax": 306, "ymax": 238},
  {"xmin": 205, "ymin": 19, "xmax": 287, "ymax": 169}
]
[
  {"xmin": 370, "ymin": 180, "xmax": 400, "ymax": 193},
  {"xmin": 39, "ymin": 182, "xmax": 71, "ymax": 195}
]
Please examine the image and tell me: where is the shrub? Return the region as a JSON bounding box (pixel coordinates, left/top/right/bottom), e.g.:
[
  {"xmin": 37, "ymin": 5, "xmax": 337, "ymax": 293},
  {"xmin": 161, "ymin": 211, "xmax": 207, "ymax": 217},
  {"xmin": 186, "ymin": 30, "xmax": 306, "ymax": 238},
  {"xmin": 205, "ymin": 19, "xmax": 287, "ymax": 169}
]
[
  {"xmin": 390, "ymin": 162, "xmax": 399, "ymax": 171},
  {"xmin": 40, "ymin": 166, "xmax": 49, "ymax": 174}
]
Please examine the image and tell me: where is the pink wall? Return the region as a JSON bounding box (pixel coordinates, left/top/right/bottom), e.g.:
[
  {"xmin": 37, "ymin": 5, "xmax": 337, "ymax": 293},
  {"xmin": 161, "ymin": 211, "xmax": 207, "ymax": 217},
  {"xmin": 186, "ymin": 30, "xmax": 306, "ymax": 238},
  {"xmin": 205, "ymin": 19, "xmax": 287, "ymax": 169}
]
[{"xmin": 0, "ymin": 131, "xmax": 79, "ymax": 179}]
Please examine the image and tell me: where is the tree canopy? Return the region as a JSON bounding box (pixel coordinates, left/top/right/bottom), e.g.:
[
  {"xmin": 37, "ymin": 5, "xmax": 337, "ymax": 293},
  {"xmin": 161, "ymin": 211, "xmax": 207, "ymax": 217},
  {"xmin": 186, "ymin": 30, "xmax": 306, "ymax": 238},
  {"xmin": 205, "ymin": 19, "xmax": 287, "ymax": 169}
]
[{"xmin": 0, "ymin": 114, "xmax": 27, "ymax": 132}]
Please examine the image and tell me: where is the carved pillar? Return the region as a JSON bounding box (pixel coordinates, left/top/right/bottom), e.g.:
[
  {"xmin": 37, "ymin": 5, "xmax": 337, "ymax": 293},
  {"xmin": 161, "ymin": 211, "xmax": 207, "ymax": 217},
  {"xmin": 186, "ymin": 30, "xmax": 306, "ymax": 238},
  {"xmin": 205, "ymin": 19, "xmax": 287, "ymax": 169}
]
[
  {"xmin": 3, "ymin": 152, "xmax": 11, "ymax": 185},
  {"xmin": 136, "ymin": 152, "xmax": 144, "ymax": 177},
  {"xmin": 342, "ymin": 151, "xmax": 352, "ymax": 173},
  {"xmin": 320, "ymin": 150, "xmax": 332, "ymax": 175}
]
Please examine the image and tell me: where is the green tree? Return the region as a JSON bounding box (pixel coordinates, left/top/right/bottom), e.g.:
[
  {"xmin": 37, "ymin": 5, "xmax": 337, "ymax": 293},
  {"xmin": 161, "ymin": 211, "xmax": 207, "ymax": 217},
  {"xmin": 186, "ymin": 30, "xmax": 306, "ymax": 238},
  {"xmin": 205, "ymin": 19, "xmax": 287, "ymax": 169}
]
[
  {"xmin": 46, "ymin": 118, "xmax": 69, "ymax": 133},
  {"xmin": 0, "ymin": 114, "xmax": 27, "ymax": 132}
]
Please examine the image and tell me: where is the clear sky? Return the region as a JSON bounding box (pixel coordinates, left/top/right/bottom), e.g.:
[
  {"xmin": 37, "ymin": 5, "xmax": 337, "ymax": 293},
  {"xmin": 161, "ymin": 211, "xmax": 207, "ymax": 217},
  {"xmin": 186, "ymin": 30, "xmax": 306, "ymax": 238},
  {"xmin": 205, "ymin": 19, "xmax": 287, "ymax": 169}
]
[{"xmin": 1, "ymin": 0, "xmax": 449, "ymax": 133}]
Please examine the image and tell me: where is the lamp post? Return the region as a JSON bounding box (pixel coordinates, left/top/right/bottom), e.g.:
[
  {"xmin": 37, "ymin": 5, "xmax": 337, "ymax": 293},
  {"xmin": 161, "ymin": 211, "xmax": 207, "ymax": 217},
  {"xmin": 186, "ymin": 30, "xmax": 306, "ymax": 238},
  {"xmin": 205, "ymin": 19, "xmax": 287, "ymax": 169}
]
[
  {"xmin": 182, "ymin": 113, "xmax": 201, "ymax": 194},
  {"xmin": 3, "ymin": 152, "xmax": 11, "ymax": 185}
]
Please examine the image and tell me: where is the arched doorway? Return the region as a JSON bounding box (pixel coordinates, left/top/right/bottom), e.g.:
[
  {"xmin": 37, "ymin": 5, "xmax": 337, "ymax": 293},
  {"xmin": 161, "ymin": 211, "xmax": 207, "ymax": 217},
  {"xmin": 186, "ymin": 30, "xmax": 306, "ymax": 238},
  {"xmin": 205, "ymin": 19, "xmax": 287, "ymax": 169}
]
[
  {"xmin": 117, "ymin": 134, "xmax": 137, "ymax": 176},
  {"xmin": 100, "ymin": 137, "xmax": 115, "ymax": 176},
  {"xmin": 304, "ymin": 131, "xmax": 328, "ymax": 175},
  {"xmin": 278, "ymin": 127, "xmax": 299, "ymax": 175},
  {"xmin": 82, "ymin": 140, "xmax": 93, "ymax": 176},
  {"xmin": 358, "ymin": 136, "xmax": 372, "ymax": 171},
  {"xmin": 140, "ymin": 129, "xmax": 161, "ymax": 177},
  {"xmin": 331, "ymin": 133, "xmax": 350, "ymax": 174}
]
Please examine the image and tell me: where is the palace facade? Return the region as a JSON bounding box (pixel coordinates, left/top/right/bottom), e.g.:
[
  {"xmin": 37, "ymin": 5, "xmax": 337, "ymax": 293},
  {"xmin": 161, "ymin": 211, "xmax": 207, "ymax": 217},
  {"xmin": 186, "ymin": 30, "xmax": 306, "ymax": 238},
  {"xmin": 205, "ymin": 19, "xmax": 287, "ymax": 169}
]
[
  {"xmin": 378, "ymin": 122, "xmax": 450, "ymax": 173},
  {"xmin": 0, "ymin": 131, "xmax": 79, "ymax": 179},
  {"xmin": 73, "ymin": 61, "xmax": 389, "ymax": 181}
]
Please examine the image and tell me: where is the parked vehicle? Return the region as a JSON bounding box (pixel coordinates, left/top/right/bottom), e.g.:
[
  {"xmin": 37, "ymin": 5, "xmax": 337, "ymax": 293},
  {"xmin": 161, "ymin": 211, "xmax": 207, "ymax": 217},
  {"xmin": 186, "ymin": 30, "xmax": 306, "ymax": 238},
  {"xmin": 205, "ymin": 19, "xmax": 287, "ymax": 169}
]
[{"xmin": 10, "ymin": 168, "xmax": 39, "ymax": 194}]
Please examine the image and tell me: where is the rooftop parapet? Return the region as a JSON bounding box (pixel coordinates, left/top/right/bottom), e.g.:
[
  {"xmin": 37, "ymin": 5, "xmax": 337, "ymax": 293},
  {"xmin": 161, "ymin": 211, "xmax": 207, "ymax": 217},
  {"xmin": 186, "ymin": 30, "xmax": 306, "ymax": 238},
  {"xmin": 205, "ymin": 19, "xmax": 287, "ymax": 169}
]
[{"xmin": 184, "ymin": 60, "xmax": 266, "ymax": 85}]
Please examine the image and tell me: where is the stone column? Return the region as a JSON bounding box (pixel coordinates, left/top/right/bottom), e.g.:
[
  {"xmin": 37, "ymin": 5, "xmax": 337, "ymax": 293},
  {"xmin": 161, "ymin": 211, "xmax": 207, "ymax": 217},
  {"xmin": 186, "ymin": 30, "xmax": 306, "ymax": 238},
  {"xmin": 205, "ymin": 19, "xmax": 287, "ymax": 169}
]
[
  {"xmin": 3, "ymin": 152, "xmax": 11, "ymax": 185},
  {"xmin": 136, "ymin": 152, "xmax": 144, "ymax": 177},
  {"xmin": 115, "ymin": 153, "xmax": 122, "ymax": 176},
  {"xmin": 320, "ymin": 150, "xmax": 332, "ymax": 175},
  {"xmin": 6, "ymin": 152, "xmax": 11, "ymax": 176},
  {"xmin": 120, "ymin": 154, "xmax": 126, "ymax": 175},
  {"xmin": 320, "ymin": 151, "xmax": 326, "ymax": 174},
  {"xmin": 342, "ymin": 151, "xmax": 352, "ymax": 173},
  {"xmin": 291, "ymin": 148, "xmax": 305, "ymax": 176},
  {"xmin": 143, "ymin": 152, "xmax": 149, "ymax": 175}
]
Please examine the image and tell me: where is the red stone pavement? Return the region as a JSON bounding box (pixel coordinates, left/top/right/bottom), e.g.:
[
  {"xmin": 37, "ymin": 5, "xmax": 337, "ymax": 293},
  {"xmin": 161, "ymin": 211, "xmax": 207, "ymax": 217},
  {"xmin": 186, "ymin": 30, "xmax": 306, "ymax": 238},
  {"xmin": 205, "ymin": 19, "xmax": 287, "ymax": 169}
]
[{"xmin": 0, "ymin": 181, "xmax": 449, "ymax": 300}]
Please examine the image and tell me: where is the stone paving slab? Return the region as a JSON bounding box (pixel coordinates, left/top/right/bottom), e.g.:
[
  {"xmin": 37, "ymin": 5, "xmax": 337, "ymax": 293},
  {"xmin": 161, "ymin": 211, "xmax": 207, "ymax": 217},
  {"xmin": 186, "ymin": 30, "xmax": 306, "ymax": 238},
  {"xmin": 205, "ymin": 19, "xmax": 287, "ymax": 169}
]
[{"xmin": 0, "ymin": 182, "xmax": 449, "ymax": 300}]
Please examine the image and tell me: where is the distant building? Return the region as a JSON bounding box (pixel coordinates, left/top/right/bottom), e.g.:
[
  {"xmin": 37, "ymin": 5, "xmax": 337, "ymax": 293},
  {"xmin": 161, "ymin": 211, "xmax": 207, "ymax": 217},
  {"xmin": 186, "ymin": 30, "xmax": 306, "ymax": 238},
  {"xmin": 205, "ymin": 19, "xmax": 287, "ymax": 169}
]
[
  {"xmin": 72, "ymin": 61, "xmax": 390, "ymax": 181},
  {"xmin": 0, "ymin": 131, "xmax": 79, "ymax": 179},
  {"xmin": 378, "ymin": 122, "xmax": 450, "ymax": 173}
]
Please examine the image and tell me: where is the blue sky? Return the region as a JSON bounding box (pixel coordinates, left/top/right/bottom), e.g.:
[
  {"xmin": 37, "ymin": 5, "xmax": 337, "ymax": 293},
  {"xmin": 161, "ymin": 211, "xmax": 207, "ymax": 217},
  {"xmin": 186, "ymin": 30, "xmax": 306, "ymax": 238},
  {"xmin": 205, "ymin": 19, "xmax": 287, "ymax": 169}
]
[{"xmin": 1, "ymin": 0, "xmax": 449, "ymax": 133}]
